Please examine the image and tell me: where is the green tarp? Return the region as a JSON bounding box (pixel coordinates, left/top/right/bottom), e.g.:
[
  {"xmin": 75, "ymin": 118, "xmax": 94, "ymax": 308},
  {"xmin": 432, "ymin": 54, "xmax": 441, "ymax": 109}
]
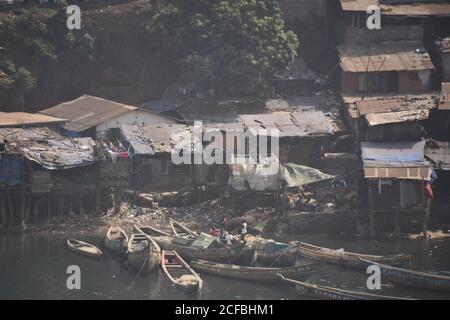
[{"xmin": 282, "ymin": 163, "xmax": 334, "ymax": 188}]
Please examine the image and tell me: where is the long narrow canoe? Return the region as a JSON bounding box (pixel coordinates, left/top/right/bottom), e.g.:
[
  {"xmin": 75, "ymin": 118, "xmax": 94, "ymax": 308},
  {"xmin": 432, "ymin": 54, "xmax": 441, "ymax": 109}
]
[
  {"xmin": 298, "ymin": 242, "xmax": 411, "ymax": 268},
  {"xmin": 277, "ymin": 274, "xmax": 415, "ymax": 300},
  {"xmin": 255, "ymin": 245, "xmax": 298, "ymax": 267},
  {"xmin": 67, "ymin": 239, "xmax": 102, "ymax": 259},
  {"xmin": 161, "ymin": 250, "xmax": 203, "ymax": 293},
  {"xmin": 191, "ymin": 259, "xmax": 320, "ymax": 282},
  {"xmin": 127, "ymin": 233, "xmax": 161, "ymax": 273},
  {"xmin": 133, "ymin": 224, "xmax": 172, "ymax": 237},
  {"xmin": 151, "ymin": 235, "xmax": 248, "ymax": 262},
  {"xmin": 359, "ymin": 258, "xmax": 450, "ymax": 292},
  {"xmin": 104, "ymin": 227, "xmax": 128, "ymax": 254},
  {"xmin": 170, "ymin": 219, "xmax": 198, "ymax": 238}
]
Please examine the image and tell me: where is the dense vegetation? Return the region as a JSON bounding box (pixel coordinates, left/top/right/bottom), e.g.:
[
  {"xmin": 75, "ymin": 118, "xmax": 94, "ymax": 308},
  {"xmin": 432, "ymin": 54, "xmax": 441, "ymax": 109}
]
[
  {"xmin": 146, "ymin": 0, "xmax": 299, "ymax": 97},
  {"xmin": 0, "ymin": 3, "xmax": 93, "ymax": 111}
]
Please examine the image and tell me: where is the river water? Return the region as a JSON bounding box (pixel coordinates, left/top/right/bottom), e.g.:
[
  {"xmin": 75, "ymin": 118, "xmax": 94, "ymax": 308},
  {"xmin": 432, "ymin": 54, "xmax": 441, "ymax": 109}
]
[{"xmin": 1, "ymin": 232, "xmax": 450, "ymax": 300}]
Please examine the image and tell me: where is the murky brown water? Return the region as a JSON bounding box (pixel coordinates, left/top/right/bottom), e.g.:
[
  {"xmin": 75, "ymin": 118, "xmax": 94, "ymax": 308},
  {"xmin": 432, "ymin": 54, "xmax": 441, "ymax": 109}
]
[{"xmin": 1, "ymin": 232, "xmax": 450, "ymax": 299}]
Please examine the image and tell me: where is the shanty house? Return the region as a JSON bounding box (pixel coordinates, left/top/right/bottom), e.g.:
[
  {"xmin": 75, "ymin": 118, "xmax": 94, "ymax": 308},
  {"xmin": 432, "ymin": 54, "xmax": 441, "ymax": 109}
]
[
  {"xmin": 361, "ymin": 140, "xmax": 432, "ymax": 236},
  {"xmin": 338, "ymin": 42, "xmax": 435, "ymax": 94},
  {"xmin": 39, "ymin": 95, "xmax": 179, "ymax": 139}
]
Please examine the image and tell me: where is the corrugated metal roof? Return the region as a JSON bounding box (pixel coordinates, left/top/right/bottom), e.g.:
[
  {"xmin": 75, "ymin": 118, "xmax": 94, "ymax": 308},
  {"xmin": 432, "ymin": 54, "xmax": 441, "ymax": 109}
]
[
  {"xmin": 343, "ymin": 93, "xmax": 439, "ymax": 124},
  {"xmin": 40, "ymin": 95, "xmax": 139, "ymax": 132},
  {"xmin": 381, "ymin": 3, "xmax": 450, "ymax": 16},
  {"xmin": 340, "ymin": 0, "xmax": 450, "ymax": 16},
  {"xmin": 0, "ymin": 112, "xmax": 66, "ymax": 128},
  {"xmin": 426, "ymin": 140, "xmax": 450, "ymax": 170},
  {"xmin": 338, "ymin": 42, "xmax": 434, "ymax": 72},
  {"xmin": 439, "ymin": 82, "xmax": 450, "ymax": 110},
  {"xmin": 121, "ymin": 124, "xmax": 200, "ymax": 155},
  {"xmin": 362, "ymin": 141, "xmax": 431, "ymax": 180},
  {"xmin": 239, "ymin": 110, "xmax": 333, "ymax": 138},
  {"xmin": 340, "ymin": 0, "xmax": 378, "ymax": 11},
  {"xmin": 0, "ymin": 127, "xmax": 97, "ymax": 170}
]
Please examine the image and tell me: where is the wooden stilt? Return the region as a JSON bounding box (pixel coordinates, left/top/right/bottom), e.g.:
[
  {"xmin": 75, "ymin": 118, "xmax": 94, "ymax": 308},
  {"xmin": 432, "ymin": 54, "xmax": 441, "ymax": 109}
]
[
  {"xmin": 368, "ymin": 183, "xmax": 374, "ymax": 238},
  {"xmin": 95, "ymin": 189, "xmax": 101, "ymax": 216},
  {"xmin": 7, "ymin": 191, "xmax": 14, "ymax": 225},
  {"xmin": 0, "ymin": 195, "xmax": 6, "ymax": 227},
  {"xmin": 58, "ymin": 195, "xmax": 64, "ymax": 217},
  {"xmin": 424, "ymin": 198, "xmax": 431, "ymax": 237},
  {"xmin": 113, "ymin": 187, "xmax": 123, "ymax": 216},
  {"xmin": 394, "ymin": 207, "xmax": 400, "ymax": 238},
  {"xmin": 79, "ymin": 193, "xmax": 85, "ymax": 216}
]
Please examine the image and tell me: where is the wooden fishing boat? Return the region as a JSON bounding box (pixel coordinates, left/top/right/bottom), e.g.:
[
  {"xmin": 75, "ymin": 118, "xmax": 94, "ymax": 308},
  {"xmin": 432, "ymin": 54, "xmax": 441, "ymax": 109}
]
[
  {"xmin": 152, "ymin": 235, "xmax": 250, "ymax": 262},
  {"xmin": 277, "ymin": 274, "xmax": 415, "ymax": 300},
  {"xmin": 254, "ymin": 244, "xmax": 298, "ymax": 266},
  {"xmin": 190, "ymin": 259, "xmax": 320, "ymax": 282},
  {"xmin": 127, "ymin": 233, "xmax": 161, "ymax": 273},
  {"xmin": 298, "ymin": 242, "xmax": 411, "ymax": 268},
  {"xmin": 170, "ymin": 219, "xmax": 198, "ymax": 238},
  {"xmin": 67, "ymin": 239, "xmax": 102, "ymax": 259},
  {"xmin": 133, "ymin": 224, "xmax": 172, "ymax": 237},
  {"xmin": 161, "ymin": 250, "xmax": 203, "ymax": 293},
  {"xmin": 359, "ymin": 258, "xmax": 450, "ymax": 292},
  {"xmin": 104, "ymin": 227, "xmax": 128, "ymax": 254}
]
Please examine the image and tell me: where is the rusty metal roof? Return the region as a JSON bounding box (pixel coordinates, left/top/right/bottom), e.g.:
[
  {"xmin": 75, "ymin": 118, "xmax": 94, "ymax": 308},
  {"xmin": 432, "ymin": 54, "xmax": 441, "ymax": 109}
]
[
  {"xmin": 340, "ymin": 0, "xmax": 378, "ymax": 11},
  {"xmin": 343, "ymin": 93, "xmax": 440, "ymax": 125},
  {"xmin": 439, "ymin": 82, "xmax": 450, "ymax": 110},
  {"xmin": 0, "ymin": 112, "xmax": 66, "ymax": 128},
  {"xmin": 381, "ymin": 3, "xmax": 450, "ymax": 16},
  {"xmin": 40, "ymin": 95, "xmax": 140, "ymax": 132},
  {"xmin": 338, "ymin": 42, "xmax": 434, "ymax": 72},
  {"xmin": 239, "ymin": 110, "xmax": 334, "ymax": 138},
  {"xmin": 0, "ymin": 127, "xmax": 97, "ymax": 170},
  {"xmin": 340, "ymin": 0, "xmax": 450, "ymax": 16}
]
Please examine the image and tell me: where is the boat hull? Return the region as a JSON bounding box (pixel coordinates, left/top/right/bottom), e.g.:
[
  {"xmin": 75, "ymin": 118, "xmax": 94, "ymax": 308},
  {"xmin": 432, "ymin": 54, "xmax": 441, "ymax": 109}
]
[
  {"xmin": 298, "ymin": 242, "xmax": 411, "ymax": 268},
  {"xmin": 359, "ymin": 258, "xmax": 450, "ymax": 292},
  {"xmin": 191, "ymin": 260, "xmax": 320, "ymax": 282}
]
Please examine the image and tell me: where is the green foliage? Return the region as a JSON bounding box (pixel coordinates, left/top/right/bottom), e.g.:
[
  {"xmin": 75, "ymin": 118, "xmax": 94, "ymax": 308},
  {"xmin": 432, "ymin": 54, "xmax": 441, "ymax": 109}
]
[
  {"xmin": 0, "ymin": 60, "xmax": 35, "ymax": 110},
  {"xmin": 146, "ymin": 0, "xmax": 299, "ymax": 96}
]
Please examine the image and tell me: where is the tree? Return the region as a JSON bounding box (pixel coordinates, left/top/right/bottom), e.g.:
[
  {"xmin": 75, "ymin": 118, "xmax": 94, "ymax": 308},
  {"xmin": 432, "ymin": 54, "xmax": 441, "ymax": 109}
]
[{"xmin": 146, "ymin": 0, "xmax": 299, "ymax": 97}]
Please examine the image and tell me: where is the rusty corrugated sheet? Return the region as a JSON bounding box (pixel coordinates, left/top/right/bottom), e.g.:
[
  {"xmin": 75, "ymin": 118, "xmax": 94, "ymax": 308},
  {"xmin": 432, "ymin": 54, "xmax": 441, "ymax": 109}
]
[
  {"xmin": 338, "ymin": 42, "xmax": 434, "ymax": 72},
  {"xmin": 40, "ymin": 95, "xmax": 139, "ymax": 132},
  {"xmin": 340, "ymin": 0, "xmax": 378, "ymax": 11},
  {"xmin": 439, "ymin": 82, "xmax": 450, "ymax": 110},
  {"xmin": 0, "ymin": 112, "xmax": 66, "ymax": 128},
  {"xmin": 381, "ymin": 3, "xmax": 450, "ymax": 16}
]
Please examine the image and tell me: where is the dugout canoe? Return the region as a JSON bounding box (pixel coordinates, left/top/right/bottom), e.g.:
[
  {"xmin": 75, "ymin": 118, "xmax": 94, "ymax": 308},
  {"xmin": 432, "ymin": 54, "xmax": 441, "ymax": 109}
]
[
  {"xmin": 151, "ymin": 235, "xmax": 249, "ymax": 262},
  {"xmin": 161, "ymin": 250, "xmax": 203, "ymax": 293},
  {"xmin": 298, "ymin": 242, "xmax": 411, "ymax": 268},
  {"xmin": 170, "ymin": 218, "xmax": 198, "ymax": 239},
  {"xmin": 359, "ymin": 258, "xmax": 450, "ymax": 292},
  {"xmin": 277, "ymin": 274, "xmax": 415, "ymax": 300},
  {"xmin": 133, "ymin": 224, "xmax": 172, "ymax": 237},
  {"xmin": 127, "ymin": 233, "xmax": 161, "ymax": 273},
  {"xmin": 67, "ymin": 239, "xmax": 102, "ymax": 259},
  {"xmin": 190, "ymin": 259, "xmax": 320, "ymax": 282},
  {"xmin": 104, "ymin": 227, "xmax": 128, "ymax": 254}
]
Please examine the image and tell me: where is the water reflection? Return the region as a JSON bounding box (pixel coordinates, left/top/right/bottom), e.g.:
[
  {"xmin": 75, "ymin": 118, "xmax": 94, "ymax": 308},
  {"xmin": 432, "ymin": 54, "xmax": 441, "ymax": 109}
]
[{"xmin": 1, "ymin": 233, "xmax": 450, "ymax": 300}]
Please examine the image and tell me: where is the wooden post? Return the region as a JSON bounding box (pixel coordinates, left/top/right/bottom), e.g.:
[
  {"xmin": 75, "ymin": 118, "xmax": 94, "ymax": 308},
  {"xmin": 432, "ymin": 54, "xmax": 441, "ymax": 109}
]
[
  {"xmin": 113, "ymin": 187, "xmax": 123, "ymax": 216},
  {"xmin": 95, "ymin": 188, "xmax": 101, "ymax": 216},
  {"xmin": 394, "ymin": 207, "xmax": 400, "ymax": 238},
  {"xmin": 58, "ymin": 195, "xmax": 64, "ymax": 217},
  {"xmin": 368, "ymin": 183, "xmax": 374, "ymax": 238},
  {"xmin": 424, "ymin": 198, "xmax": 431, "ymax": 237},
  {"xmin": 0, "ymin": 195, "xmax": 6, "ymax": 227},
  {"xmin": 47, "ymin": 194, "xmax": 50, "ymax": 223},
  {"xmin": 7, "ymin": 191, "xmax": 14, "ymax": 225},
  {"xmin": 79, "ymin": 193, "xmax": 85, "ymax": 216}
]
